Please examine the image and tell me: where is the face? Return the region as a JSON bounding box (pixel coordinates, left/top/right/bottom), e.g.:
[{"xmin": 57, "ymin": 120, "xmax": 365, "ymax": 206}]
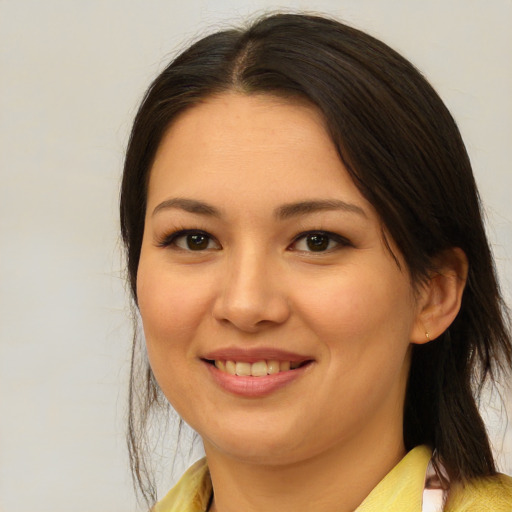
[{"xmin": 137, "ymin": 93, "xmax": 423, "ymax": 466}]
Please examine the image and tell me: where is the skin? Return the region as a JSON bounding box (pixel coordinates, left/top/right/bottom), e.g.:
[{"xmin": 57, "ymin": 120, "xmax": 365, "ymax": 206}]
[{"xmin": 136, "ymin": 93, "xmax": 466, "ymax": 512}]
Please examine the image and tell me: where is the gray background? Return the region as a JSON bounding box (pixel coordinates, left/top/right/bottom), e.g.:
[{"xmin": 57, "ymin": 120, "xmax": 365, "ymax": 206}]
[{"xmin": 1, "ymin": 1, "xmax": 511, "ymax": 511}]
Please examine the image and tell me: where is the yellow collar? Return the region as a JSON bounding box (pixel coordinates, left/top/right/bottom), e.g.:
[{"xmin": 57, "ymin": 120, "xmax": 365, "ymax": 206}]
[
  {"xmin": 356, "ymin": 445, "xmax": 432, "ymax": 511},
  {"xmin": 153, "ymin": 458, "xmax": 211, "ymax": 512},
  {"xmin": 155, "ymin": 446, "xmax": 432, "ymax": 512}
]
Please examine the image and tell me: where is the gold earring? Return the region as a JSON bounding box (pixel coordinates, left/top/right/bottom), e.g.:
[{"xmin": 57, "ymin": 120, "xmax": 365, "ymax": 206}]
[{"xmin": 425, "ymin": 331, "xmax": 431, "ymax": 341}]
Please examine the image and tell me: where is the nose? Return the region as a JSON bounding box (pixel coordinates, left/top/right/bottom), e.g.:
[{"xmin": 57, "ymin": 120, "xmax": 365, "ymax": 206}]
[{"xmin": 211, "ymin": 248, "xmax": 291, "ymax": 333}]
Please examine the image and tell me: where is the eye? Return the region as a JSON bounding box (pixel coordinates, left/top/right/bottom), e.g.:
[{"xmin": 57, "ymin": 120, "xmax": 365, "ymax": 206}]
[
  {"xmin": 290, "ymin": 231, "xmax": 349, "ymax": 253},
  {"xmin": 159, "ymin": 230, "xmax": 220, "ymax": 251}
]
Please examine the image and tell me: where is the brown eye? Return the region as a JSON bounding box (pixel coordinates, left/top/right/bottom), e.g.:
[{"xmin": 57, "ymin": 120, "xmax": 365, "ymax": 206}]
[
  {"xmin": 305, "ymin": 234, "xmax": 330, "ymax": 251},
  {"xmin": 186, "ymin": 233, "xmax": 210, "ymax": 250},
  {"xmin": 164, "ymin": 230, "xmax": 220, "ymax": 251},
  {"xmin": 291, "ymin": 231, "xmax": 350, "ymax": 253}
]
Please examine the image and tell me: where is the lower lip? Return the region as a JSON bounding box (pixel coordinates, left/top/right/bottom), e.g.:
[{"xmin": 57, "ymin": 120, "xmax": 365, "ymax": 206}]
[{"xmin": 205, "ymin": 361, "xmax": 311, "ymax": 397}]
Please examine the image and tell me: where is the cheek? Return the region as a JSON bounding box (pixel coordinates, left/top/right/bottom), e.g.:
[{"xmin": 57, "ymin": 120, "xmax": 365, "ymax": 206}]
[
  {"xmin": 294, "ymin": 270, "xmax": 414, "ymax": 427},
  {"xmin": 299, "ymin": 273, "xmax": 407, "ymax": 320},
  {"xmin": 293, "ymin": 265, "xmax": 416, "ymax": 357},
  {"xmin": 136, "ymin": 261, "xmax": 216, "ymax": 407},
  {"xmin": 136, "ymin": 260, "xmax": 215, "ymax": 348}
]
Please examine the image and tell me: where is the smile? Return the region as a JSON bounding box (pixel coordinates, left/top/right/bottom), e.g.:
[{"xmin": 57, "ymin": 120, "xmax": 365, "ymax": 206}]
[
  {"xmin": 212, "ymin": 359, "xmax": 305, "ymax": 377},
  {"xmin": 205, "ymin": 358, "xmax": 312, "ymax": 397}
]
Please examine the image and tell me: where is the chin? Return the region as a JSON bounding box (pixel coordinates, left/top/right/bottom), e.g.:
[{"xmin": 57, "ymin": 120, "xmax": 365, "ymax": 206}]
[
  {"xmin": 200, "ymin": 420, "xmax": 335, "ymax": 467},
  {"xmin": 199, "ymin": 420, "xmax": 299, "ymax": 461}
]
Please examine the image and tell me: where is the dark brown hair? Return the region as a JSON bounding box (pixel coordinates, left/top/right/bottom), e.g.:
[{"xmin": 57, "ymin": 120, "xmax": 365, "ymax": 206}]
[{"xmin": 120, "ymin": 12, "xmax": 512, "ymax": 506}]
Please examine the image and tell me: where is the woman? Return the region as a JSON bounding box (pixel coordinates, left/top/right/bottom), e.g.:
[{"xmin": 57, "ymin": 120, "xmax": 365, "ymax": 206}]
[{"xmin": 120, "ymin": 13, "xmax": 512, "ymax": 512}]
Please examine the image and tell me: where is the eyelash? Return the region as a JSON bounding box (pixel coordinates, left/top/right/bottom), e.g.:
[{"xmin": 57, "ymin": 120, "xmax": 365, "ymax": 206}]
[
  {"xmin": 290, "ymin": 231, "xmax": 352, "ymax": 253},
  {"xmin": 157, "ymin": 229, "xmax": 220, "ymax": 251},
  {"xmin": 156, "ymin": 229, "xmax": 351, "ymax": 253}
]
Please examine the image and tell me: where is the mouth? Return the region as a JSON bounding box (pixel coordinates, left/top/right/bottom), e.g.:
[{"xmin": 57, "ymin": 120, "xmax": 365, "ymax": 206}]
[{"xmin": 204, "ymin": 359, "xmax": 311, "ymax": 377}]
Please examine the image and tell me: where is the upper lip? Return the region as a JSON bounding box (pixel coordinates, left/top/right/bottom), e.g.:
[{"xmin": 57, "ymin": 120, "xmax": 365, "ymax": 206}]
[{"xmin": 202, "ymin": 347, "xmax": 313, "ymax": 363}]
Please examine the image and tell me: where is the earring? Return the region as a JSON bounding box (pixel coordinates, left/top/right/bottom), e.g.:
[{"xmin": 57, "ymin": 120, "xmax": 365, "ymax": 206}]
[{"xmin": 425, "ymin": 331, "xmax": 431, "ymax": 341}]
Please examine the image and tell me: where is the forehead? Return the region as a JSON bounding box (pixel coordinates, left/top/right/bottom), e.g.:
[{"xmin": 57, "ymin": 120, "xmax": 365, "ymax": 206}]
[
  {"xmin": 147, "ymin": 93, "xmax": 367, "ymax": 208},
  {"xmin": 153, "ymin": 93, "xmax": 331, "ymax": 168}
]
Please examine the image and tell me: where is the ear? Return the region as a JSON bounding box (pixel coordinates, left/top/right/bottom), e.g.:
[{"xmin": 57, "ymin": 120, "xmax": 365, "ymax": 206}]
[{"xmin": 410, "ymin": 248, "xmax": 468, "ymax": 344}]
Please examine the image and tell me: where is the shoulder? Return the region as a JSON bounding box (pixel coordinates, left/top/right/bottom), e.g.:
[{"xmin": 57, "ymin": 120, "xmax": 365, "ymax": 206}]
[
  {"xmin": 445, "ymin": 473, "xmax": 512, "ymax": 512},
  {"xmin": 153, "ymin": 458, "xmax": 212, "ymax": 512}
]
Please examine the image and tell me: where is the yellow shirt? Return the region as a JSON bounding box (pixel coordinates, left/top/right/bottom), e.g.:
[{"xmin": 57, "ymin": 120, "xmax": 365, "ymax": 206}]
[{"xmin": 154, "ymin": 445, "xmax": 512, "ymax": 511}]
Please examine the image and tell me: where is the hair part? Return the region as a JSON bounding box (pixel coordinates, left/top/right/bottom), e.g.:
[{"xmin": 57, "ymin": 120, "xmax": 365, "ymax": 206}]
[{"xmin": 120, "ymin": 12, "xmax": 512, "ymax": 506}]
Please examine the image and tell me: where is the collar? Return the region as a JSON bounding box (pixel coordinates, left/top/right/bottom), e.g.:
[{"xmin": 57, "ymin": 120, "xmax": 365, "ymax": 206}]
[
  {"xmin": 155, "ymin": 445, "xmax": 433, "ymax": 512},
  {"xmin": 153, "ymin": 458, "xmax": 211, "ymax": 512},
  {"xmin": 356, "ymin": 445, "xmax": 432, "ymax": 511}
]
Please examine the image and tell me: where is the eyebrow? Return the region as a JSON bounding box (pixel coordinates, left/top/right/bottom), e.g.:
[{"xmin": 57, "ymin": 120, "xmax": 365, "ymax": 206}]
[
  {"xmin": 152, "ymin": 197, "xmax": 367, "ymax": 219},
  {"xmin": 275, "ymin": 199, "xmax": 367, "ymax": 220},
  {"xmin": 152, "ymin": 198, "xmax": 222, "ymax": 217}
]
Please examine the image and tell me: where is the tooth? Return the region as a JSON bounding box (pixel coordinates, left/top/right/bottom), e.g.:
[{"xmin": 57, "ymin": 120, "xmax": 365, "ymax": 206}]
[
  {"xmin": 235, "ymin": 362, "xmax": 251, "ymax": 376},
  {"xmin": 290, "ymin": 361, "xmax": 300, "ymax": 370},
  {"xmin": 280, "ymin": 361, "xmax": 290, "ymax": 372},
  {"xmin": 215, "ymin": 360, "xmax": 226, "ymax": 372},
  {"xmin": 225, "ymin": 360, "xmax": 236, "ymax": 375},
  {"xmin": 251, "ymin": 361, "xmax": 268, "ymax": 377},
  {"xmin": 267, "ymin": 360, "xmax": 280, "ymax": 374}
]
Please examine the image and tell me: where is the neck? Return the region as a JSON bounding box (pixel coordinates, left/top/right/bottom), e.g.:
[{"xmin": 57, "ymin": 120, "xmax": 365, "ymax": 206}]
[{"xmin": 204, "ymin": 425, "xmax": 406, "ymax": 512}]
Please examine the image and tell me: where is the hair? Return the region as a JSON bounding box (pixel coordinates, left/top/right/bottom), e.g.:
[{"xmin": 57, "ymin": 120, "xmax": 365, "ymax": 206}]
[{"xmin": 120, "ymin": 12, "xmax": 512, "ymax": 506}]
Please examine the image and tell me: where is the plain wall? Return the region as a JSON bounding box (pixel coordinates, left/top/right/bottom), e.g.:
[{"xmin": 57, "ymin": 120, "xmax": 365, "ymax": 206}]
[{"xmin": 1, "ymin": 1, "xmax": 511, "ymax": 511}]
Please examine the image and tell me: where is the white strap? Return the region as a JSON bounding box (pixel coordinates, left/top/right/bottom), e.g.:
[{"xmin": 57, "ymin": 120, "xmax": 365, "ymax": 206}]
[{"xmin": 422, "ymin": 458, "xmax": 449, "ymax": 512}]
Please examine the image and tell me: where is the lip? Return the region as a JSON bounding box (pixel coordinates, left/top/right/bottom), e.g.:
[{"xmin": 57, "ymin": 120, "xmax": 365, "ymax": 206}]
[
  {"xmin": 202, "ymin": 347, "xmax": 312, "ymax": 364},
  {"xmin": 204, "ymin": 359, "xmax": 313, "ymax": 397}
]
